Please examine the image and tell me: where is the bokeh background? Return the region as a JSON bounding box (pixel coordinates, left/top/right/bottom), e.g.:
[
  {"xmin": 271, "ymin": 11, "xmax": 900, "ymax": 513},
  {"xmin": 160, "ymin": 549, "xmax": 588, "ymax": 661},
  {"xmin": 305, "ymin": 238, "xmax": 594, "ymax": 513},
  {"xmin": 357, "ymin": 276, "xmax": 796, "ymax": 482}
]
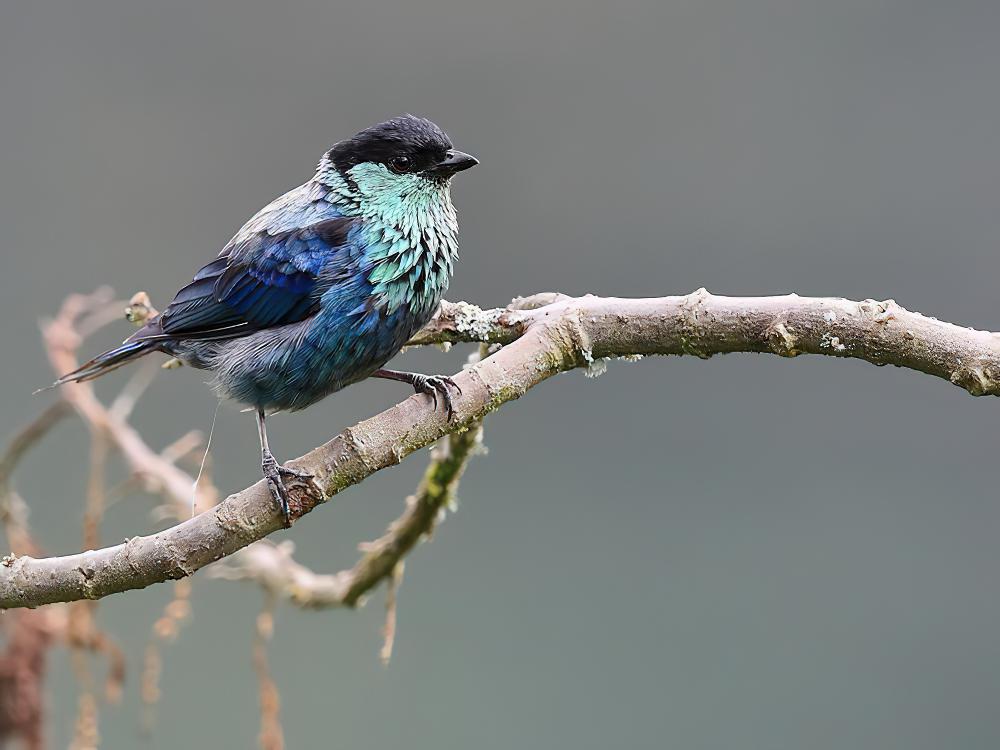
[{"xmin": 2, "ymin": 1, "xmax": 1000, "ymax": 747}]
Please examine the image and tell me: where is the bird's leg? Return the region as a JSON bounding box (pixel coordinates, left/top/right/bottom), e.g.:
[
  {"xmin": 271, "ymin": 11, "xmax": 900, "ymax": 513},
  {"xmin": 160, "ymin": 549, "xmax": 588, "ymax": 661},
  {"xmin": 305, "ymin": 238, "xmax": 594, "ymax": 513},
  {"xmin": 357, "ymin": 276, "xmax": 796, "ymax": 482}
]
[
  {"xmin": 371, "ymin": 368, "xmax": 462, "ymax": 420},
  {"xmin": 256, "ymin": 409, "xmax": 315, "ymax": 527}
]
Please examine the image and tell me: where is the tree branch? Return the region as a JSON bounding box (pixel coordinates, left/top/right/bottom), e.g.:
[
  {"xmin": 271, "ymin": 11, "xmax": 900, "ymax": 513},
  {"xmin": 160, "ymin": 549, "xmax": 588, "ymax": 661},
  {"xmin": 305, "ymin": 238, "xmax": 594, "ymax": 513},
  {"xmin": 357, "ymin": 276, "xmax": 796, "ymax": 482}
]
[
  {"xmin": 211, "ymin": 400, "xmax": 486, "ymax": 609},
  {"xmin": 4, "ymin": 290, "xmax": 999, "ymax": 610}
]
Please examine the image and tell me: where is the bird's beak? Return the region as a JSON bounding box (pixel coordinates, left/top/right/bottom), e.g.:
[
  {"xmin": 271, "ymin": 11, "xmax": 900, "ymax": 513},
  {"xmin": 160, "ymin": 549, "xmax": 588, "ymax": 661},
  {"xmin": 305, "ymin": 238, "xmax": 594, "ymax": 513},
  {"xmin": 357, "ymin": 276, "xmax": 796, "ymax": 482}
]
[{"xmin": 428, "ymin": 149, "xmax": 479, "ymax": 177}]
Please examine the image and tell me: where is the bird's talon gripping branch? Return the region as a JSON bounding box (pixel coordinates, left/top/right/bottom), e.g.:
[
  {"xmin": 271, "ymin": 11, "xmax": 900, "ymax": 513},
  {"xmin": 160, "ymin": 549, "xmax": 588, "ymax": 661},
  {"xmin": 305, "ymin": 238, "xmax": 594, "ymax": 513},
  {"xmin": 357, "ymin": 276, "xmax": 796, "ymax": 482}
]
[
  {"xmin": 256, "ymin": 409, "xmax": 321, "ymax": 527},
  {"xmin": 414, "ymin": 374, "xmax": 461, "ymax": 420},
  {"xmin": 417, "ymin": 375, "xmax": 438, "ymax": 411},
  {"xmin": 261, "ymin": 458, "xmax": 292, "ymax": 528},
  {"xmin": 261, "ymin": 458, "xmax": 315, "ymax": 527},
  {"xmin": 372, "ymin": 369, "xmax": 462, "ymax": 420}
]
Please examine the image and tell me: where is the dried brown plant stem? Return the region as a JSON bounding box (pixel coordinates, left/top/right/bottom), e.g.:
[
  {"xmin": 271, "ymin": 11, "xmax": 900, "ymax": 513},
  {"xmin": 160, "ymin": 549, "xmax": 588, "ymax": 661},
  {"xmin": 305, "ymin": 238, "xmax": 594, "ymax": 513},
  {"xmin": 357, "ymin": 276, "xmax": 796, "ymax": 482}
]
[
  {"xmin": 380, "ymin": 562, "xmax": 404, "ymax": 666},
  {"xmin": 0, "ymin": 402, "xmax": 70, "ymax": 556},
  {"xmin": 0, "ymin": 392, "xmax": 126, "ymax": 749},
  {"xmin": 140, "ymin": 579, "xmax": 192, "ymax": 734},
  {"xmin": 253, "ymin": 592, "xmax": 284, "ymax": 750}
]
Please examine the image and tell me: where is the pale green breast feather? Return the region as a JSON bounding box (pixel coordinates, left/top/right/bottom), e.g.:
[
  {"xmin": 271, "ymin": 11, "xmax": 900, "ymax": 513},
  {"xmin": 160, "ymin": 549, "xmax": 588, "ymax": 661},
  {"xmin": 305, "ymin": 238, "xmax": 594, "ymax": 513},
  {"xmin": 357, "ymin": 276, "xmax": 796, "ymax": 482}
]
[{"xmin": 340, "ymin": 163, "xmax": 461, "ymax": 316}]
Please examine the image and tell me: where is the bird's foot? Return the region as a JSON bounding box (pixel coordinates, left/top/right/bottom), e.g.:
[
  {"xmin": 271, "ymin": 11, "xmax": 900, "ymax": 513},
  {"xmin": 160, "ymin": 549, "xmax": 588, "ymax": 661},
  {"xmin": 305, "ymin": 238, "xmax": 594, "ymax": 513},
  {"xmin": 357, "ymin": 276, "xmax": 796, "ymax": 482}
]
[
  {"xmin": 262, "ymin": 453, "xmax": 317, "ymax": 528},
  {"xmin": 411, "ymin": 374, "xmax": 462, "ymax": 420}
]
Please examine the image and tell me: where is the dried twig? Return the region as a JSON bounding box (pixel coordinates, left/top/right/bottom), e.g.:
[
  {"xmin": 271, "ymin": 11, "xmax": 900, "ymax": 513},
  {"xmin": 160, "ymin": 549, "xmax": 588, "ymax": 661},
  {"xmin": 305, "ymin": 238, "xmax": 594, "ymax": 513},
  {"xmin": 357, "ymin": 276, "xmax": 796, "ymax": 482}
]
[
  {"xmin": 65, "ymin": 590, "xmax": 127, "ymax": 743},
  {"xmin": 0, "ymin": 402, "xmax": 71, "ymax": 556},
  {"xmin": 380, "ymin": 562, "xmax": 404, "ymax": 666},
  {"xmin": 0, "ymin": 609, "xmax": 59, "ymax": 750},
  {"xmin": 140, "ymin": 579, "xmax": 192, "ymax": 734},
  {"xmin": 0, "ymin": 338, "xmax": 125, "ymax": 749},
  {"xmin": 253, "ymin": 593, "xmax": 284, "ymax": 750},
  {"xmin": 0, "ymin": 402, "xmax": 71, "ymax": 499}
]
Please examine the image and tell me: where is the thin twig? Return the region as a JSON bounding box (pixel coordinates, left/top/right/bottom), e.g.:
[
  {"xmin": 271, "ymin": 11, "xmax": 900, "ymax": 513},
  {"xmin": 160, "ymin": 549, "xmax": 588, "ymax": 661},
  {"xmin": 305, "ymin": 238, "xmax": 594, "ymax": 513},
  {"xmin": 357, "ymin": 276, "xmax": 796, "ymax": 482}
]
[
  {"xmin": 109, "ymin": 359, "xmax": 161, "ymax": 422},
  {"xmin": 0, "ymin": 402, "xmax": 71, "ymax": 555},
  {"xmin": 159, "ymin": 431, "xmax": 206, "ymax": 466},
  {"xmin": 140, "ymin": 579, "xmax": 192, "ymax": 735},
  {"xmin": 68, "ymin": 604, "xmax": 100, "ymax": 750},
  {"xmin": 253, "ymin": 593, "xmax": 284, "ymax": 750},
  {"xmin": 0, "ymin": 401, "xmax": 71, "ymax": 494},
  {"xmin": 380, "ymin": 562, "xmax": 404, "ymax": 666}
]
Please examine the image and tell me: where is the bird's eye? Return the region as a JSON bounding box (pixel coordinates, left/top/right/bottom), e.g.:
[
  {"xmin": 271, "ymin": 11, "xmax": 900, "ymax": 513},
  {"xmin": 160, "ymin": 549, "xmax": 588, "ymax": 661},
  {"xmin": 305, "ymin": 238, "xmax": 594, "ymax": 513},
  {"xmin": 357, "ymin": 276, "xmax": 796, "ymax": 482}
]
[{"xmin": 388, "ymin": 155, "xmax": 413, "ymax": 174}]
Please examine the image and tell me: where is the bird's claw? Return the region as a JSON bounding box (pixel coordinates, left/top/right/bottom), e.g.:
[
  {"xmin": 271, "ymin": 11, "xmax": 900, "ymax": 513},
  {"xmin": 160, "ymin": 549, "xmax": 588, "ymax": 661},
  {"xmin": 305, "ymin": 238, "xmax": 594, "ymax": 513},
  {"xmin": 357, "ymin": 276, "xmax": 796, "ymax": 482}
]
[
  {"xmin": 262, "ymin": 455, "xmax": 317, "ymax": 528},
  {"xmin": 412, "ymin": 374, "xmax": 462, "ymax": 420},
  {"xmin": 264, "ymin": 472, "xmax": 292, "ymax": 528}
]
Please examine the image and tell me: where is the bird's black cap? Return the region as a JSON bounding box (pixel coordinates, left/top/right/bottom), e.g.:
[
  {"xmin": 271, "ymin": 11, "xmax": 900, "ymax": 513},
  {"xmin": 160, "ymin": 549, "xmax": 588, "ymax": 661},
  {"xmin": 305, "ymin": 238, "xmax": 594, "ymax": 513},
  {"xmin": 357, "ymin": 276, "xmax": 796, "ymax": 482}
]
[{"xmin": 329, "ymin": 115, "xmax": 474, "ymax": 177}]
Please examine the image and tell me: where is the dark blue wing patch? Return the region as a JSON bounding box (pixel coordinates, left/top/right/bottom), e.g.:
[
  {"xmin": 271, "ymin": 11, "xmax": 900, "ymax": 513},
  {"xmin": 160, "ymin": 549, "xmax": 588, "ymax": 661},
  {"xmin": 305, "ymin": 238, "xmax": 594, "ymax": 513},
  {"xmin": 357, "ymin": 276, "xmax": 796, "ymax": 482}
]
[{"xmin": 156, "ymin": 216, "xmax": 355, "ymax": 340}]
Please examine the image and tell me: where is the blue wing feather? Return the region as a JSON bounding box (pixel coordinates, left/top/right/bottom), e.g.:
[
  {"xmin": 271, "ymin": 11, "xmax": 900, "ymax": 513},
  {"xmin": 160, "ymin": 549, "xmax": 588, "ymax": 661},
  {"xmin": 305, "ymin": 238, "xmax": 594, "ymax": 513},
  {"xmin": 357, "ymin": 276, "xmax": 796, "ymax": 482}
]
[{"xmin": 154, "ymin": 215, "xmax": 356, "ymax": 340}]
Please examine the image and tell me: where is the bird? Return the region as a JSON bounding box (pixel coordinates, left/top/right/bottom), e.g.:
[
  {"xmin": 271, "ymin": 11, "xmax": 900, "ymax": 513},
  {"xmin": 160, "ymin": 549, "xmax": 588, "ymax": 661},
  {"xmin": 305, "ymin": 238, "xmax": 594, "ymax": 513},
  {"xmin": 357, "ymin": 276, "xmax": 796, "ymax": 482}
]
[{"xmin": 50, "ymin": 115, "xmax": 478, "ymax": 526}]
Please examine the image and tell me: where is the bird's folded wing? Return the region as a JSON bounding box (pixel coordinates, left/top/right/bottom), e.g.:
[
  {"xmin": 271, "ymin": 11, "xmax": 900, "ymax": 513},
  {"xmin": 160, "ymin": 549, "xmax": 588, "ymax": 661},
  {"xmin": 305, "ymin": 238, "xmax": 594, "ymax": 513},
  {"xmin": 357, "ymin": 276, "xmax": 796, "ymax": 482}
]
[{"xmin": 145, "ymin": 216, "xmax": 356, "ymax": 341}]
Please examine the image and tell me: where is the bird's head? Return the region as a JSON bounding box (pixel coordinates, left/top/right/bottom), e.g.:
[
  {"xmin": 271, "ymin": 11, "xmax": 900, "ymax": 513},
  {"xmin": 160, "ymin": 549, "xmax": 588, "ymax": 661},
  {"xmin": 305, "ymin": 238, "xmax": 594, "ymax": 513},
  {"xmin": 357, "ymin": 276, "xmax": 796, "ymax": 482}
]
[{"xmin": 322, "ymin": 115, "xmax": 477, "ymax": 206}]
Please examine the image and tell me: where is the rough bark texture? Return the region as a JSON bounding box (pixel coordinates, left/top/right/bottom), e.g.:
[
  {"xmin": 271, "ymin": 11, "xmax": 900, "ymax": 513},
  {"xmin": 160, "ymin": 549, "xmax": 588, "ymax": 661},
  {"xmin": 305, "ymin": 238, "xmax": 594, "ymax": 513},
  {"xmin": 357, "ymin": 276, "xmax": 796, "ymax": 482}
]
[
  {"xmin": 3, "ymin": 291, "xmax": 999, "ymax": 610},
  {"xmin": 212, "ymin": 407, "xmax": 486, "ymax": 609}
]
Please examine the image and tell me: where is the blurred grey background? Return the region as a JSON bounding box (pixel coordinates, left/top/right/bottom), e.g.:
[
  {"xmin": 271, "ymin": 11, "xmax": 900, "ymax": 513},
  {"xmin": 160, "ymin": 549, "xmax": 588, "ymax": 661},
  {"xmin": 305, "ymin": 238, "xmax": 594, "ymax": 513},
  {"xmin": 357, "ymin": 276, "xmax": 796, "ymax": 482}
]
[{"xmin": 2, "ymin": 0, "xmax": 1000, "ymax": 747}]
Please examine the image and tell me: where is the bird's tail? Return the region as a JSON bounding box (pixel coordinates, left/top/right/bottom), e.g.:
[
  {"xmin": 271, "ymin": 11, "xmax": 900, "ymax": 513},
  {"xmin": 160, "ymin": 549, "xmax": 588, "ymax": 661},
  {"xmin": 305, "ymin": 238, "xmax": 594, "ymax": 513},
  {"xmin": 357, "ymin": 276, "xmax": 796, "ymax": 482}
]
[{"xmin": 39, "ymin": 339, "xmax": 159, "ymax": 392}]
